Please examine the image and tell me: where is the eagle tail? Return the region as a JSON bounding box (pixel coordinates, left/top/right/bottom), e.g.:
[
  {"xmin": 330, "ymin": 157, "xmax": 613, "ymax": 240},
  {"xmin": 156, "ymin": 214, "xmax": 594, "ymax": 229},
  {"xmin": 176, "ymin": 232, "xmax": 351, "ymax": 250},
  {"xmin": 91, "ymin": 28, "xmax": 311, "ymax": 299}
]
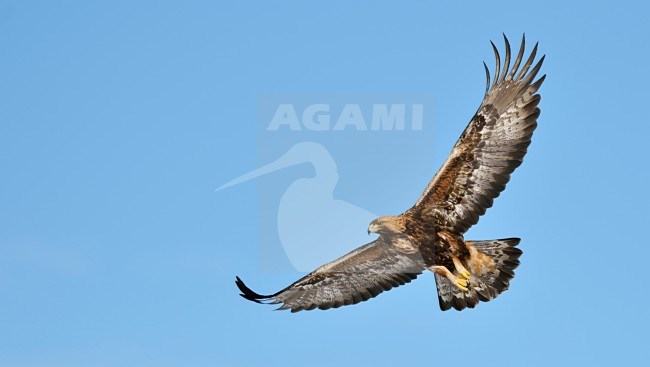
[
  {"xmin": 435, "ymin": 238, "xmax": 522, "ymax": 311},
  {"xmin": 469, "ymin": 238, "xmax": 523, "ymax": 301}
]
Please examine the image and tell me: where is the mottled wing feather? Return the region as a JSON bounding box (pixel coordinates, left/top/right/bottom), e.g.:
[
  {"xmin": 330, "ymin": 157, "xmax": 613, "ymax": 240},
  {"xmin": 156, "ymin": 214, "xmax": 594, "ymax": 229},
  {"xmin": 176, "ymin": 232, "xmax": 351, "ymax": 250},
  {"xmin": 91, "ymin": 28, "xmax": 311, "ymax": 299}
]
[
  {"xmin": 413, "ymin": 35, "xmax": 545, "ymax": 234},
  {"xmin": 236, "ymin": 238, "xmax": 425, "ymax": 312}
]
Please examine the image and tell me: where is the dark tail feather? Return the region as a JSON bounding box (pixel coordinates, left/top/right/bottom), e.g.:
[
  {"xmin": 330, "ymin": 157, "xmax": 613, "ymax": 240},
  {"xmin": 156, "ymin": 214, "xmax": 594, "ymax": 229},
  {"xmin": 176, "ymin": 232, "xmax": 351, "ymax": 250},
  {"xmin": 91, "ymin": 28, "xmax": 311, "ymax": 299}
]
[
  {"xmin": 435, "ymin": 238, "xmax": 522, "ymax": 311},
  {"xmin": 235, "ymin": 276, "xmax": 276, "ymax": 304}
]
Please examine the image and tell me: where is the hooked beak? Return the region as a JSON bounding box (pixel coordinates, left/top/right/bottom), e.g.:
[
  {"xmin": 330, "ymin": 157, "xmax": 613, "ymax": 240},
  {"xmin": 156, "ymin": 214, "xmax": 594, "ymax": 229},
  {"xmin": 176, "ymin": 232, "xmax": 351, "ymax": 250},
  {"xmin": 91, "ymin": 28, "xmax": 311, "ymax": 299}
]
[{"xmin": 367, "ymin": 223, "xmax": 377, "ymax": 235}]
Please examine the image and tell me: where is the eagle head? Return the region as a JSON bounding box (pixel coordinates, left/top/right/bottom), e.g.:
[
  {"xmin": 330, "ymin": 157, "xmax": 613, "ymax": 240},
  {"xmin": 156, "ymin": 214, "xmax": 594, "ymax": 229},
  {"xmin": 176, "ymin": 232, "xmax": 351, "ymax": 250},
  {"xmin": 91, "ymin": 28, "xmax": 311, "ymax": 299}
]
[{"xmin": 368, "ymin": 216, "xmax": 404, "ymax": 235}]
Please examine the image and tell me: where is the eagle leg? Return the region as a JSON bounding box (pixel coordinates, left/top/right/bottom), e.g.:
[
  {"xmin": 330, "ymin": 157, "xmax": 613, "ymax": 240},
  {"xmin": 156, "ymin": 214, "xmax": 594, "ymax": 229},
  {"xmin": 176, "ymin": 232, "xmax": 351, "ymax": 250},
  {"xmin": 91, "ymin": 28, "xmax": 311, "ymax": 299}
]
[
  {"xmin": 429, "ymin": 265, "xmax": 469, "ymax": 292},
  {"xmin": 452, "ymin": 256, "xmax": 472, "ymax": 280},
  {"xmin": 437, "ymin": 232, "xmax": 472, "ymax": 281}
]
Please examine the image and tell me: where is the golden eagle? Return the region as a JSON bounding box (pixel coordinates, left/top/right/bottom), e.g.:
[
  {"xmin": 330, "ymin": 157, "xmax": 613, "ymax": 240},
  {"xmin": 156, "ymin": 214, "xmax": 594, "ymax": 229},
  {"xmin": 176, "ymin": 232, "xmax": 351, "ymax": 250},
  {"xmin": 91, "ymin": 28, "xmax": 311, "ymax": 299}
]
[{"xmin": 236, "ymin": 35, "xmax": 545, "ymax": 312}]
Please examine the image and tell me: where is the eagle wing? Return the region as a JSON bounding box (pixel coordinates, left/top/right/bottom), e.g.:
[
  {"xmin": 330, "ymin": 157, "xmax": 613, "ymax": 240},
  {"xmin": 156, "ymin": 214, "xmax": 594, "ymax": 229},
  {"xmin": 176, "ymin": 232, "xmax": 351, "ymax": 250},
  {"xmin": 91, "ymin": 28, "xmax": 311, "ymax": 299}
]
[
  {"xmin": 235, "ymin": 237, "xmax": 425, "ymax": 312},
  {"xmin": 411, "ymin": 35, "xmax": 545, "ymax": 234}
]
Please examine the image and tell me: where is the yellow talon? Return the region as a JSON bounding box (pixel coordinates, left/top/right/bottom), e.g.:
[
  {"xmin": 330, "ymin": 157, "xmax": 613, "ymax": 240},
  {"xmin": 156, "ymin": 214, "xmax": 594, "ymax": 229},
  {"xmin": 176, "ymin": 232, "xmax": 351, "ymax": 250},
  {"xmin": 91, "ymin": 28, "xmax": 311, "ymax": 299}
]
[
  {"xmin": 456, "ymin": 278, "xmax": 469, "ymax": 292},
  {"xmin": 451, "ymin": 256, "xmax": 471, "ymax": 281},
  {"xmin": 459, "ymin": 269, "xmax": 471, "ymax": 280}
]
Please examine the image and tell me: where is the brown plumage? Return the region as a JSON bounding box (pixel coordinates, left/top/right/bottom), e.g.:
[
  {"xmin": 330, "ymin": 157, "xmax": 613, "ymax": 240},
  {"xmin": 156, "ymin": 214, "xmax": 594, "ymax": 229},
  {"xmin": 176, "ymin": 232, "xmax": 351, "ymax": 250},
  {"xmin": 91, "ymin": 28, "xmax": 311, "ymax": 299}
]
[{"xmin": 236, "ymin": 35, "xmax": 543, "ymax": 312}]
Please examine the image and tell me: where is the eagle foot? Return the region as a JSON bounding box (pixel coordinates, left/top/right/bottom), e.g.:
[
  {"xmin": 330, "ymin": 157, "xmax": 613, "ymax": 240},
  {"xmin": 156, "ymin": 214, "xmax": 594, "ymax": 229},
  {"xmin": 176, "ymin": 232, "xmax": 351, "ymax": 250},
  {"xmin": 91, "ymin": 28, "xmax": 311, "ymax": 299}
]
[
  {"xmin": 455, "ymin": 278, "xmax": 469, "ymax": 292},
  {"xmin": 430, "ymin": 265, "xmax": 471, "ymax": 292},
  {"xmin": 458, "ymin": 269, "xmax": 471, "ymax": 280},
  {"xmin": 452, "ymin": 256, "xmax": 472, "ymax": 280}
]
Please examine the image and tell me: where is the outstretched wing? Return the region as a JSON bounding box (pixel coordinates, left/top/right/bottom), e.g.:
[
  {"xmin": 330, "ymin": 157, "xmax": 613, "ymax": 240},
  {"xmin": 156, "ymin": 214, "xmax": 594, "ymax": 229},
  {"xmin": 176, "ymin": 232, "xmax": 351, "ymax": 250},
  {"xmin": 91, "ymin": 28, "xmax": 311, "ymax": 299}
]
[
  {"xmin": 411, "ymin": 35, "xmax": 545, "ymax": 234},
  {"xmin": 235, "ymin": 237, "xmax": 425, "ymax": 312}
]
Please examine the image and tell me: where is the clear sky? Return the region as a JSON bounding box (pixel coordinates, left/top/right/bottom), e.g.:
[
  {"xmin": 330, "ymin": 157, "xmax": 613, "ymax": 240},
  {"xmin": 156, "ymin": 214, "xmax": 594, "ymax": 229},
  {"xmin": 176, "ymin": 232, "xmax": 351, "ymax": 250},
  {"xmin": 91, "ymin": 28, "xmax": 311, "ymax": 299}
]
[{"xmin": 1, "ymin": 1, "xmax": 649, "ymax": 366}]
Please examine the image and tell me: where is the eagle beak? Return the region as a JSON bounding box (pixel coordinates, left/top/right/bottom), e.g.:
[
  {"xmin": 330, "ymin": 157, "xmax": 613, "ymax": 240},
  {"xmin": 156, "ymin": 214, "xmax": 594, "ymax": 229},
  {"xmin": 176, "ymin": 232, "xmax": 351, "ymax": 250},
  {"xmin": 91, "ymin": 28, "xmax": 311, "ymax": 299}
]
[{"xmin": 367, "ymin": 223, "xmax": 376, "ymax": 235}]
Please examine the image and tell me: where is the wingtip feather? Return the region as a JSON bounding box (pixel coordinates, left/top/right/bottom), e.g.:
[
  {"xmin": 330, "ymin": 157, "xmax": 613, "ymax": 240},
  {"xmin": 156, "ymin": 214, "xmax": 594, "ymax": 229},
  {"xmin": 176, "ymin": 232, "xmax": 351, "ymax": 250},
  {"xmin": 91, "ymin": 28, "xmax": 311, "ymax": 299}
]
[
  {"xmin": 501, "ymin": 34, "xmax": 511, "ymax": 83},
  {"xmin": 483, "ymin": 61, "xmax": 491, "ymax": 94},
  {"xmin": 490, "ymin": 40, "xmax": 501, "ymax": 87},
  {"xmin": 235, "ymin": 276, "xmax": 275, "ymax": 304}
]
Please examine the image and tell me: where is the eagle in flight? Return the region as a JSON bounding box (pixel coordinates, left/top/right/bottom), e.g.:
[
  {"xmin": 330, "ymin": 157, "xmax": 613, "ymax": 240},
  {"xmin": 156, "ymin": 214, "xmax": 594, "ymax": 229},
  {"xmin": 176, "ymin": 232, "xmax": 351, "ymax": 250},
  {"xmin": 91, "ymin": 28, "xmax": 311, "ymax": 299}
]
[{"xmin": 236, "ymin": 35, "xmax": 545, "ymax": 312}]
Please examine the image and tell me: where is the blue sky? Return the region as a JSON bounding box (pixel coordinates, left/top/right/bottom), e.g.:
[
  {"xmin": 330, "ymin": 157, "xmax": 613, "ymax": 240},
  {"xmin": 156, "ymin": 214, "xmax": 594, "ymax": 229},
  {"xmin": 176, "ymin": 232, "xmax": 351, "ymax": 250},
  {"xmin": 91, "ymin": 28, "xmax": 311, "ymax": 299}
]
[{"xmin": 1, "ymin": 1, "xmax": 649, "ymax": 366}]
